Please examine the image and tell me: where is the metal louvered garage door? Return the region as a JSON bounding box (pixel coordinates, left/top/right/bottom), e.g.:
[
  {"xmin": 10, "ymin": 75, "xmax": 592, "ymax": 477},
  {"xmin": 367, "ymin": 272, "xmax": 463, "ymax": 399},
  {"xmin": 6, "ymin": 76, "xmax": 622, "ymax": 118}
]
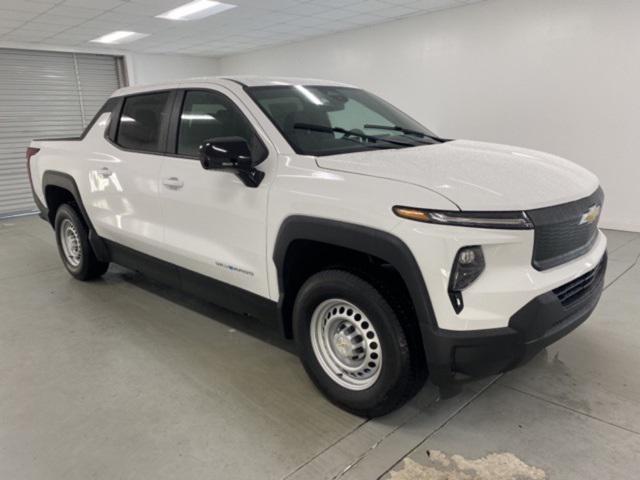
[{"xmin": 0, "ymin": 48, "xmax": 125, "ymax": 217}]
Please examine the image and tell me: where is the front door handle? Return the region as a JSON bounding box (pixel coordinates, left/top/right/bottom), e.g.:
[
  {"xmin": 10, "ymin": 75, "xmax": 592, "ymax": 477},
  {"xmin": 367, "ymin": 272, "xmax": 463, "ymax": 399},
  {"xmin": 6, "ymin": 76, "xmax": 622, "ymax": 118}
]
[
  {"xmin": 97, "ymin": 167, "xmax": 113, "ymax": 178},
  {"xmin": 162, "ymin": 177, "xmax": 184, "ymax": 190}
]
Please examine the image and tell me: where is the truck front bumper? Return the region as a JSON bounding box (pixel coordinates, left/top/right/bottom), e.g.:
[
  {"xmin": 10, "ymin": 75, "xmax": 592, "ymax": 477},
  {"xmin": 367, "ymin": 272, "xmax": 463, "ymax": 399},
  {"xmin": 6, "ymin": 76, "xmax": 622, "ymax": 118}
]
[{"xmin": 427, "ymin": 251, "xmax": 607, "ymax": 385}]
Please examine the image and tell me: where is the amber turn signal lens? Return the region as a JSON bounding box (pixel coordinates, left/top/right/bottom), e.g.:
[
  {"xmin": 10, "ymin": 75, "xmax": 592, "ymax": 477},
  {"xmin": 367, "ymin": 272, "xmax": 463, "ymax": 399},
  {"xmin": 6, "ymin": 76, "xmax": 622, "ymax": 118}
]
[{"xmin": 392, "ymin": 206, "xmax": 430, "ymax": 222}]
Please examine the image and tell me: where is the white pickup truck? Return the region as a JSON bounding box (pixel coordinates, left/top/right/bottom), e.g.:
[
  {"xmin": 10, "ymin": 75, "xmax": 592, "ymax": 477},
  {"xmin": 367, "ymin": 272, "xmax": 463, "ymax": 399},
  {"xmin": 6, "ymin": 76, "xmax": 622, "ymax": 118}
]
[{"xmin": 27, "ymin": 76, "xmax": 607, "ymax": 417}]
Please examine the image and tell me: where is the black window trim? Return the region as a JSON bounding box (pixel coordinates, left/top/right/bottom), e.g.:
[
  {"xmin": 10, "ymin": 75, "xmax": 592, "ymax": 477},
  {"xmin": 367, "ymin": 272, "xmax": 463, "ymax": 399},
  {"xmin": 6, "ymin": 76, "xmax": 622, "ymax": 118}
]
[
  {"xmin": 106, "ymin": 89, "xmax": 177, "ymax": 157},
  {"xmin": 106, "ymin": 96, "xmax": 123, "ymax": 143},
  {"xmin": 166, "ymin": 87, "xmax": 270, "ymax": 165}
]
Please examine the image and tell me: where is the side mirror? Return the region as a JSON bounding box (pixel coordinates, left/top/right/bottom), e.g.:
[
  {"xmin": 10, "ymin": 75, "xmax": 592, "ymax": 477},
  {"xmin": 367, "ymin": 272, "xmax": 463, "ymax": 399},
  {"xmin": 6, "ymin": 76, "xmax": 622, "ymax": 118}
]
[
  {"xmin": 199, "ymin": 136, "xmax": 264, "ymax": 187},
  {"xmin": 199, "ymin": 136, "xmax": 252, "ymax": 170}
]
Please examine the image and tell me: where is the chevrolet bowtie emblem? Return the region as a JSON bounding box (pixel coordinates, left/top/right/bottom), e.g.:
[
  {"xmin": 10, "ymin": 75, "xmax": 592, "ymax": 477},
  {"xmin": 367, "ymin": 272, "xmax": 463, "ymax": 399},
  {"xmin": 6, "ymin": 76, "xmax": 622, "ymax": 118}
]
[{"xmin": 579, "ymin": 204, "xmax": 601, "ymax": 225}]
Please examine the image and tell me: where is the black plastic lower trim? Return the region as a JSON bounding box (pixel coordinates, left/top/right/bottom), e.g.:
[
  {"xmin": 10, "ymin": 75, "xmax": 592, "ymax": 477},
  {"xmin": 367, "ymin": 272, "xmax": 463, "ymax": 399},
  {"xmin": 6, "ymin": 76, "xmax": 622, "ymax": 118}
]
[
  {"xmin": 428, "ymin": 251, "xmax": 607, "ymax": 384},
  {"xmin": 105, "ymin": 240, "xmax": 279, "ymax": 324},
  {"xmin": 33, "ymin": 190, "xmax": 48, "ymax": 221}
]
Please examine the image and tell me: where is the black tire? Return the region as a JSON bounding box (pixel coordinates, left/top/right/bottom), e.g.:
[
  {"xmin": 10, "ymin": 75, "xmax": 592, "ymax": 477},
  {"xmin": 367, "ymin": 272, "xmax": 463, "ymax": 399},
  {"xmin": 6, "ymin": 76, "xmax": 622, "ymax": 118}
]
[
  {"xmin": 54, "ymin": 204, "xmax": 109, "ymax": 281},
  {"xmin": 293, "ymin": 269, "xmax": 424, "ymax": 417}
]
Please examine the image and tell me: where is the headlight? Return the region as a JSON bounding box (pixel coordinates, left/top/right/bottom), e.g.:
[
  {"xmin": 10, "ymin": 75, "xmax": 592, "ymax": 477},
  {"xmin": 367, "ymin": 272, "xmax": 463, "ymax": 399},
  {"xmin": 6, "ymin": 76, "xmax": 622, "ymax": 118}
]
[
  {"xmin": 393, "ymin": 206, "xmax": 533, "ymax": 229},
  {"xmin": 448, "ymin": 246, "xmax": 485, "ymax": 313}
]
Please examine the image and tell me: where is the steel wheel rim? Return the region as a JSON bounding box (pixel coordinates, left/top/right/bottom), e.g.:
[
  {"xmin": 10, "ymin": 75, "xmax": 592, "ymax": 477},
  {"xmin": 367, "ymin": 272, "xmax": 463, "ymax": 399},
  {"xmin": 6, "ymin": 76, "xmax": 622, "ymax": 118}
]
[
  {"xmin": 310, "ymin": 298, "xmax": 382, "ymax": 391},
  {"xmin": 60, "ymin": 218, "xmax": 82, "ymax": 268}
]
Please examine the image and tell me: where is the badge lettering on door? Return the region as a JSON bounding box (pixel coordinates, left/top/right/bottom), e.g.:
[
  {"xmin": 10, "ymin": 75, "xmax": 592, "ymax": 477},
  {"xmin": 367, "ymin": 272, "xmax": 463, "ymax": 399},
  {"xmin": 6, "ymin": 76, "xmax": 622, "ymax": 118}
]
[{"xmin": 215, "ymin": 261, "xmax": 254, "ymax": 276}]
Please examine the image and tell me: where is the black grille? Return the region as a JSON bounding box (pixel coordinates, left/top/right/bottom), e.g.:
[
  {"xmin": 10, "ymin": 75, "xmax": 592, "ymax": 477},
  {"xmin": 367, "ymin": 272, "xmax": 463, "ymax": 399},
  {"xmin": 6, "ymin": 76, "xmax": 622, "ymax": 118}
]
[
  {"xmin": 553, "ymin": 253, "xmax": 607, "ymax": 308},
  {"xmin": 527, "ymin": 187, "xmax": 604, "ymax": 270}
]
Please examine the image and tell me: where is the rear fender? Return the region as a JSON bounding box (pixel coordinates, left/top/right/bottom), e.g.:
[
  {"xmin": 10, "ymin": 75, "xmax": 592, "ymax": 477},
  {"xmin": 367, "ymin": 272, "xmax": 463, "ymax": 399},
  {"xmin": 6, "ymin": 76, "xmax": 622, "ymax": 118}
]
[{"xmin": 42, "ymin": 170, "xmax": 109, "ymax": 262}]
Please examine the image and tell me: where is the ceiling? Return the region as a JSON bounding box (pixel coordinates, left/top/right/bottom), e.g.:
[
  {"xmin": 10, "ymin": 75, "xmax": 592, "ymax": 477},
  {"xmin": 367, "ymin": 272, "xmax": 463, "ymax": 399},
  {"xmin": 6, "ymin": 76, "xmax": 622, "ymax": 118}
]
[{"xmin": 0, "ymin": 0, "xmax": 483, "ymax": 57}]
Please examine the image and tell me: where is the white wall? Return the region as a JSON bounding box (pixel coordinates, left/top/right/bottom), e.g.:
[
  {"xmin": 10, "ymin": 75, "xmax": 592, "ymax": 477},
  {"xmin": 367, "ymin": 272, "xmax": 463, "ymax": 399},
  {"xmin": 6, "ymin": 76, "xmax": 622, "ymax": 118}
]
[
  {"xmin": 218, "ymin": 0, "xmax": 640, "ymax": 232},
  {"xmin": 126, "ymin": 53, "xmax": 219, "ymax": 85}
]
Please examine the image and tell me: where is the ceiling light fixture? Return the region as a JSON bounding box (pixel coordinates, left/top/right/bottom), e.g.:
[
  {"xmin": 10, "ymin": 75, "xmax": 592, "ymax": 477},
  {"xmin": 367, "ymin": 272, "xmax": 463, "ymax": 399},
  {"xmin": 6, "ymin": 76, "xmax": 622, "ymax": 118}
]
[
  {"xmin": 90, "ymin": 31, "xmax": 149, "ymax": 44},
  {"xmin": 156, "ymin": 0, "xmax": 236, "ymax": 21}
]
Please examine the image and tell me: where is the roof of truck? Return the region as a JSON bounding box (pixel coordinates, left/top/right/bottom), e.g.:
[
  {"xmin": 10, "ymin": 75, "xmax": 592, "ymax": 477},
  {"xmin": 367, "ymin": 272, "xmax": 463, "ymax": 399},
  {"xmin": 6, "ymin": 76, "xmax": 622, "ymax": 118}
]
[
  {"xmin": 222, "ymin": 75, "xmax": 355, "ymax": 87},
  {"xmin": 112, "ymin": 75, "xmax": 355, "ymax": 97}
]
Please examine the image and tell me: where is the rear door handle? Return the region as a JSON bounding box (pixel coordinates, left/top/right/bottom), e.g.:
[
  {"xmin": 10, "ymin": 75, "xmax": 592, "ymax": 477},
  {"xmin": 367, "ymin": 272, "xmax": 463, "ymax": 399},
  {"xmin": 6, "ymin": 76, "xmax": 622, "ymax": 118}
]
[
  {"xmin": 97, "ymin": 167, "xmax": 113, "ymax": 178},
  {"xmin": 162, "ymin": 177, "xmax": 184, "ymax": 190}
]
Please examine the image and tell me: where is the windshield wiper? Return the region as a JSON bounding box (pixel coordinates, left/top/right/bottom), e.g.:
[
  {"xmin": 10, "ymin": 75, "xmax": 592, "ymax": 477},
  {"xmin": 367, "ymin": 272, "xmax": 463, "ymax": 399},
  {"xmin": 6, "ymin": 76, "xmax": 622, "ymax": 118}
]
[
  {"xmin": 293, "ymin": 123, "xmax": 414, "ymax": 147},
  {"xmin": 364, "ymin": 124, "xmax": 448, "ymax": 143}
]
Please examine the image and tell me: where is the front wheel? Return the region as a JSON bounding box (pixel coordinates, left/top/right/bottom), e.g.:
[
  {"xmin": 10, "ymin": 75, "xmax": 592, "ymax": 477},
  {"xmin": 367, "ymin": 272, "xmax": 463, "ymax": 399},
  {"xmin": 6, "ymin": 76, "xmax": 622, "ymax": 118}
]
[{"xmin": 293, "ymin": 270, "xmax": 423, "ymax": 417}]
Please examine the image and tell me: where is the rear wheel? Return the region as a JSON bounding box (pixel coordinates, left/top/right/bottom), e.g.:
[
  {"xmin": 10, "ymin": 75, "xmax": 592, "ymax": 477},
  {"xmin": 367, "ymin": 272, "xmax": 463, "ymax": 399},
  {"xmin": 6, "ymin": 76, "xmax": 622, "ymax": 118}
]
[
  {"xmin": 293, "ymin": 270, "xmax": 423, "ymax": 417},
  {"xmin": 54, "ymin": 204, "xmax": 109, "ymax": 280}
]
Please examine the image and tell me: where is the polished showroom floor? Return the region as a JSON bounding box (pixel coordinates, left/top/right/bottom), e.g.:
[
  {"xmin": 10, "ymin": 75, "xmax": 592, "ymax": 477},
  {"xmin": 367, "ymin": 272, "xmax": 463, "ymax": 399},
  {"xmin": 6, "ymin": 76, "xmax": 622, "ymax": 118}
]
[{"xmin": 1, "ymin": 215, "xmax": 639, "ymax": 479}]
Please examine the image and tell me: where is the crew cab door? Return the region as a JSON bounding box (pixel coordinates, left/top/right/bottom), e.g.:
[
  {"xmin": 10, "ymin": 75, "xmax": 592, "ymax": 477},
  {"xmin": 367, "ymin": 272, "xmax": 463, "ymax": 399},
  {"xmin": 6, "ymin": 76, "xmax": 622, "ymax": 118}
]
[
  {"xmin": 158, "ymin": 88, "xmax": 272, "ymax": 298},
  {"xmin": 84, "ymin": 91, "xmax": 173, "ymax": 257}
]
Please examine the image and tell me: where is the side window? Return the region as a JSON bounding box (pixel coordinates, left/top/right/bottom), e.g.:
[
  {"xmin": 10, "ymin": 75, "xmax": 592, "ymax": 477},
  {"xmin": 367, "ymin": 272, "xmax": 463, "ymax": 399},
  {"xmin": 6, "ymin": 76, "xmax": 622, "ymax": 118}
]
[
  {"xmin": 116, "ymin": 92, "xmax": 172, "ymax": 153},
  {"xmin": 177, "ymin": 90, "xmax": 264, "ymax": 159}
]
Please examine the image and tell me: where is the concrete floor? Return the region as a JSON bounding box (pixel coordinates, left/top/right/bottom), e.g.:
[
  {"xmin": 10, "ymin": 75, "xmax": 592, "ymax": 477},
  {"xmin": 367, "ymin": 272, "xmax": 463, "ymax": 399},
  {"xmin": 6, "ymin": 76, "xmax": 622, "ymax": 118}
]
[{"xmin": 1, "ymin": 215, "xmax": 639, "ymax": 480}]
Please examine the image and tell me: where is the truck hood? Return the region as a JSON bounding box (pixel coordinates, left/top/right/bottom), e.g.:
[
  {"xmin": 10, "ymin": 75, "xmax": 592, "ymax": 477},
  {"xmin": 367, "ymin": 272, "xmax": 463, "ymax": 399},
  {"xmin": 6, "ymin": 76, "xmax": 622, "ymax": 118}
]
[{"xmin": 315, "ymin": 140, "xmax": 599, "ymax": 211}]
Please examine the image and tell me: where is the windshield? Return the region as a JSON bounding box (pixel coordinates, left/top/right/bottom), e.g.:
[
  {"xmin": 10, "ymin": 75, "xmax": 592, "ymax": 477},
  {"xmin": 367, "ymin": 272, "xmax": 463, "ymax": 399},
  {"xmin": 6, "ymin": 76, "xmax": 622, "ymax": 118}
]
[{"xmin": 247, "ymin": 85, "xmax": 441, "ymax": 156}]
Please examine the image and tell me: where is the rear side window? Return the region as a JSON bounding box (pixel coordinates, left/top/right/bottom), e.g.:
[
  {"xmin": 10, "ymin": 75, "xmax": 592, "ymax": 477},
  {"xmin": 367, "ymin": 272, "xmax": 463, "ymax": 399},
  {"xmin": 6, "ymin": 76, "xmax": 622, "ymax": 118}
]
[
  {"xmin": 116, "ymin": 92, "xmax": 172, "ymax": 153},
  {"xmin": 177, "ymin": 90, "xmax": 263, "ymax": 159}
]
